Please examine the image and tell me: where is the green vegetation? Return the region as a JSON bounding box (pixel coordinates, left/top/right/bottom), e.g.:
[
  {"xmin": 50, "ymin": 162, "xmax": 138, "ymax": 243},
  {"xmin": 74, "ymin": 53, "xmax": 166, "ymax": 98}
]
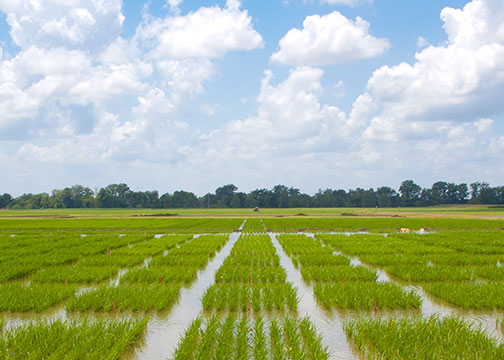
[
  {"xmin": 314, "ymin": 282, "xmax": 421, "ymax": 310},
  {"xmin": 31, "ymin": 265, "xmax": 119, "ymax": 283},
  {"xmin": 241, "ymin": 218, "xmax": 266, "ymax": 232},
  {"xmin": 345, "ymin": 316, "xmax": 504, "ymax": 359},
  {"xmin": 0, "ymin": 217, "xmax": 242, "ymax": 231},
  {"xmin": 201, "ymin": 234, "xmax": 298, "ymax": 312},
  {"xmin": 278, "ymin": 234, "xmax": 421, "ymax": 310},
  {"xmin": 202, "ymin": 283, "xmax": 298, "ymax": 312},
  {"xmin": 424, "ymin": 283, "xmax": 504, "ymax": 310},
  {"xmin": 66, "ymin": 284, "xmax": 181, "ymax": 312},
  {"xmin": 0, "ymin": 318, "xmax": 148, "ymax": 359},
  {"xmin": 300, "ymin": 265, "xmax": 378, "ymax": 282},
  {"xmin": 172, "ymin": 316, "xmax": 330, "ymax": 360},
  {"xmin": 0, "ymin": 284, "xmax": 76, "ymax": 312},
  {"xmin": 384, "ymin": 264, "xmax": 474, "ymax": 282}
]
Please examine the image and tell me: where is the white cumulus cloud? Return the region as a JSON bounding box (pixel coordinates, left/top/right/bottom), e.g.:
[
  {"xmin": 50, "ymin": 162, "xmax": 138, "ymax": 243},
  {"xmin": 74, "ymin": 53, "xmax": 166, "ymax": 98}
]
[
  {"xmin": 0, "ymin": 0, "xmax": 124, "ymax": 51},
  {"xmin": 354, "ymin": 0, "xmax": 504, "ymax": 142},
  {"xmin": 136, "ymin": 0, "xmax": 263, "ymax": 59},
  {"xmin": 271, "ymin": 11, "xmax": 390, "ymax": 66}
]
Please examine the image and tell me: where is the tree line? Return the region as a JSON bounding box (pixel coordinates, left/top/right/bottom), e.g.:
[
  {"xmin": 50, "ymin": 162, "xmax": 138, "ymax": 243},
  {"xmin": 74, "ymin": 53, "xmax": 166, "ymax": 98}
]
[{"xmin": 1, "ymin": 180, "xmax": 503, "ymax": 210}]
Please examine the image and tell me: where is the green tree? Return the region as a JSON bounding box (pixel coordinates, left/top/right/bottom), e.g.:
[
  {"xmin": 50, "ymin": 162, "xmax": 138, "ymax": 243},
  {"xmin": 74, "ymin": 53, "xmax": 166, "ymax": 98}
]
[
  {"xmin": 399, "ymin": 180, "xmax": 422, "ymax": 207},
  {"xmin": 0, "ymin": 193, "xmax": 12, "ymax": 208}
]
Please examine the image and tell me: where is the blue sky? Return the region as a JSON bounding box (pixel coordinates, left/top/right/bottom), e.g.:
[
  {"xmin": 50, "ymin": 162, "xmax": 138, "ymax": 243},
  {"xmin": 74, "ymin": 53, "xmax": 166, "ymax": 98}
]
[{"xmin": 0, "ymin": 0, "xmax": 503, "ymax": 196}]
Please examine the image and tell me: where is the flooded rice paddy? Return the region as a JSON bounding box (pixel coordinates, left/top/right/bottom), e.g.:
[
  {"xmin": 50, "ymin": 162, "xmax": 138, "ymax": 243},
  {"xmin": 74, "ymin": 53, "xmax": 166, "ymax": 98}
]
[{"xmin": 1, "ymin": 222, "xmax": 504, "ymax": 359}]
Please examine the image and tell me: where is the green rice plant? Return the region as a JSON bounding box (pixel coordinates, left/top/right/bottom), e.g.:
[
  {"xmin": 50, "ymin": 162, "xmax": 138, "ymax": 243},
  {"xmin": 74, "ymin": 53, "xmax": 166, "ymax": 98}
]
[
  {"xmin": 283, "ymin": 317, "xmax": 306, "ymax": 360},
  {"xmin": 239, "ymin": 286, "xmax": 250, "ymax": 312},
  {"xmin": 173, "ymin": 317, "xmax": 202, "ymax": 360},
  {"xmin": 498, "ymin": 319, "xmax": 504, "ymax": 335},
  {"xmin": 344, "ymin": 316, "xmax": 504, "ymax": 359},
  {"xmin": 0, "ymin": 261, "xmax": 43, "ymax": 282},
  {"xmin": 201, "ymin": 286, "xmax": 216, "ymax": 310},
  {"xmin": 215, "ymin": 315, "xmax": 235, "ymax": 360},
  {"xmin": 385, "ymin": 264, "xmax": 474, "ymax": 282},
  {"xmin": 297, "ymin": 254, "xmax": 350, "ymax": 266},
  {"xmin": 0, "ymin": 318, "xmax": 148, "ymax": 359},
  {"xmin": 0, "ymin": 283, "xmax": 76, "ymax": 312},
  {"xmin": 215, "ymin": 285, "xmax": 228, "ymax": 311},
  {"xmin": 235, "ymin": 317, "xmax": 250, "ymax": 360},
  {"xmin": 228, "ymin": 285, "xmax": 240, "ymax": 312},
  {"xmin": 474, "ymin": 264, "xmax": 504, "ymax": 280},
  {"xmin": 273, "ymin": 285, "xmax": 285, "ymax": 310},
  {"xmin": 359, "ymin": 253, "xmax": 425, "ymax": 266},
  {"xmin": 121, "ymin": 265, "xmax": 199, "ymax": 284},
  {"xmin": 80, "ymin": 254, "xmax": 147, "ymax": 267},
  {"xmin": 300, "ymin": 265, "xmax": 378, "ymax": 283},
  {"xmin": 424, "ymin": 282, "xmax": 504, "ymax": 310},
  {"xmin": 299, "ymin": 317, "xmax": 330, "ymax": 360},
  {"xmin": 269, "ymin": 319, "xmax": 285, "ymax": 360},
  {"xmin": 31, "ymin": 265, "xmax": 119, "ymax": 283},
  {"xmin": 196, "ymin": 315, "xmax": 220, "ymax": 360},
  {"xmin": 252, "ymin": 284, "xmax": 261, "ymax": 312},
  {"xmin": 215, "ymin": 265, "xmax": 287, "ymax": 283},
  {"xmin": 286, "ymin": 283, "xmax": 299, "ymax": 312},
  {"xmin": 202, "ymin": 283, "xmax": 297, "ymax": 312},
  {"xmin": 253, "ymin": 315, "xmax": 268, "ymax": 360},
  {"xmin": 313, "ymin": 282, "xmax": 422, "ymax": 310},
  {"xmin": 263, "ymin": 286, "xmax": 274, "ymax": 311},
  {"xmin": 241, "ymin": 219, "xmax": 267, "ymax": 232},
  {"xmin": 66, "ymin": 283, "xmax": 181, "ymax": 312},
  {"xmin": 151, "ymin": 254, "xmax": 209, "ymax": 267}
]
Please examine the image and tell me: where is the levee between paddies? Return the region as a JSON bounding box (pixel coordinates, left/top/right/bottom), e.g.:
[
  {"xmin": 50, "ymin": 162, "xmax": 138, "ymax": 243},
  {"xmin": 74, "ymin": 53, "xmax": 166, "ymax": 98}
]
[{"xmin": 1, "ymin": 216, "xmax": 504, "ymax": 359}]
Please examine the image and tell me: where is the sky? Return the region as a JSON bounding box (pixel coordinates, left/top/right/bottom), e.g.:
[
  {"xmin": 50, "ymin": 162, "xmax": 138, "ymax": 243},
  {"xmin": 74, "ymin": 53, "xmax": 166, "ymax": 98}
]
[{"xmin": 0, "ymin": 0, "xmax": 503, "ymax": 196}]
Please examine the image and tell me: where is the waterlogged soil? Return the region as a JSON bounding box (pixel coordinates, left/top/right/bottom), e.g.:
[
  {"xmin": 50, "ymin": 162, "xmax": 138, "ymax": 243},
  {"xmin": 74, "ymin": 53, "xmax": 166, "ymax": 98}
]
[{"xmin": 2, "ymin": 228, "xmax": 504, "ymax": 359}]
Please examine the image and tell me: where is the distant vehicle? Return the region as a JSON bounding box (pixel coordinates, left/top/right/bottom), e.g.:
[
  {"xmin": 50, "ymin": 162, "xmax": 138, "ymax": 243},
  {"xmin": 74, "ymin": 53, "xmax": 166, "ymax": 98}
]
[{"xmin": 253, "ymin": 207, "xmax": 260, "ymax": 212}]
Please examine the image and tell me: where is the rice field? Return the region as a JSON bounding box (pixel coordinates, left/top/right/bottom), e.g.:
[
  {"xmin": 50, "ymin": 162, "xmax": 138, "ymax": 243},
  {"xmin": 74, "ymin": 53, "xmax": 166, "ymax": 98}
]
[{"xmin": 1, "ymin": 215, "xmax": 504, "ymax": 358}]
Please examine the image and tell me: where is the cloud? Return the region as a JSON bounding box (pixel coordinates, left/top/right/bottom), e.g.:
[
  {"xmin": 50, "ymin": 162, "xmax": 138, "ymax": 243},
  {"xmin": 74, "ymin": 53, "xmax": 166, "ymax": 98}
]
[
  {"xmin": 0, "ymin": 0, "xmax": 124, "ymax": 51},
  {"xmin": 166, "ymin": 0, "xmax": 183, "ymax": 14},
  {"xmin": 136, "ymin": 0, "xmax": 263, "ymax": 59},
  {"xmin": 354, "ymin": 0, "xmax": 504, "ymax": 142},
  {"xmin": 196, "ymin": 67, "xmax": 349, "ymax": 165},
  {"xmin": 416, "ymin": 36, "xmax": 430, "ymax": 49},
  {"xmin": 271, "ymin": 11, "xmax": 389, "ymax": 66}
]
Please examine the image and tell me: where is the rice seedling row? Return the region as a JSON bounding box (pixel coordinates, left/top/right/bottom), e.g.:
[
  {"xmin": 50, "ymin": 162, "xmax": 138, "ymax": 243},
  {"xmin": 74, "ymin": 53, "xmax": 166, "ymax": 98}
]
[
  {"xmin": 31, "ymin": 265, "xmax": 120, "ymax": 284},
  {"xmin": 278, "ymin": 234, "xmax": 421, "ymax": 310},
  {"xmin": 201, "ymin": 234, "xmax": 298, "ymax": 313},
  {"xmin": 345, "ymin": 316, "xmax": 504, "ymax": 359},
  {"xmin": 0, "ymin": 318, "xmax": 148, "ymax": 359},
  {"xmin": 172, "ymin": 315, "xmax": 330, "ymax": 360},
  {"xmin": 423, "ymin": 282, "xmax": 504, "ymax": 310},
  {"xmin": 66, "ymin": 283, "xmax": 182, "ymax": 312},
  {"xmin": 241, "ymin": 218, "xmax": 266, "ymax": 232},
  {"xmin": 0, "ymin": 284, "xmax": 76, "ymax": 312},
  {"xmin": 201, "ymin": 283, "xmax": 298, "ymax": 312},
  {"xmin": 314, "ymin": 282, "xmax": 421, "ymax": 310}
]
